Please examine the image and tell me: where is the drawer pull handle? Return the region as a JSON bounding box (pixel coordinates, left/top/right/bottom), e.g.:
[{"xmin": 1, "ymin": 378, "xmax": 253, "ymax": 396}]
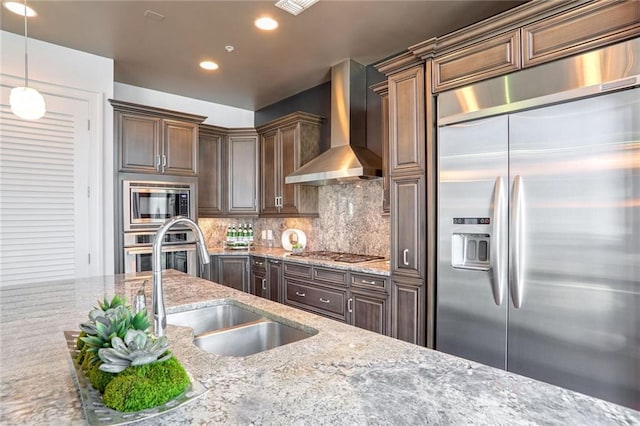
[
  {"xmin": 262, "ymin": 278, "xmax": 267, "ymax": 291},
  {"xmin": 361, "ymin": 279, "xmax": 376, "ymax": 285},
  {"xmin": 347, "ymin": 297, "xmax": 353, "ymax": 313},
  {"xmin": 319, "ymin": 297, "xmax": 331, "ymax": 304},
  {"xmin": 403, "ymin": 249, "xmax": 410, "ymax": 266},
  {"xmin": 295, "ymin": 291, "xmax": 306, "ymax": 297},
  {"xmin": 255, "ymin": 261, "xmax": 264, "ymax": 266}
]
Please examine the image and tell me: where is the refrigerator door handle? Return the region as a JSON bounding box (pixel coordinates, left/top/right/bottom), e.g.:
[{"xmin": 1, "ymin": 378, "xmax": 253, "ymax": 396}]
[
  {"xmin": 490, "ymin": 176, "xmax": 506, "ymax": 306},
  {"xmin": 510, "ymin": 175, "xmax": 525, "ymax": 308}
]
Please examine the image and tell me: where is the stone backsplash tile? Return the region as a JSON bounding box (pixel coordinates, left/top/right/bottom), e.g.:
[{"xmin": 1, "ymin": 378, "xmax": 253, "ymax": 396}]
[{"xmin": 199, "ymin": 180, "xmax": 389, "ymax": 257}]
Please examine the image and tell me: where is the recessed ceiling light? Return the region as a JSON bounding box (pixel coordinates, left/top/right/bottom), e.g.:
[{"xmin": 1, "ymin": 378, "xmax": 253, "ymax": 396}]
[
  {"xmin": 255, "ymin": 17, "xmax": 278, "ymax": 31},
  {"xmin": 199, "ymin": 61, "xmax": 219, "ymax": 71},
  {"xmin": 3, "ymin": 1, "xmax": 37, "ymax": 17}
]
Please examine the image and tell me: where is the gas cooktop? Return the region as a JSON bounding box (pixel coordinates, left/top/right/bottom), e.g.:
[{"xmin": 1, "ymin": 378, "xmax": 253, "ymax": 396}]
[{"xmin": 289, "ymin": 251, "xmax": 385, "ymax": 263}]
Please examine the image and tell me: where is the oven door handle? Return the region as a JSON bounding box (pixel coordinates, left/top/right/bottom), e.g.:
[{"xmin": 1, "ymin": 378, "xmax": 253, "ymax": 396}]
[{"xmin": 124, "ymin": 244, "xmax": 197, "ymax": 255}]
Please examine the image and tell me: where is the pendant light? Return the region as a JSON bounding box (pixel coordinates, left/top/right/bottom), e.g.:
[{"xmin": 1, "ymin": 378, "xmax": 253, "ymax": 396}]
[{"xmin": 9, "ymin": 0, "xmax": 46, "ymax": 120}]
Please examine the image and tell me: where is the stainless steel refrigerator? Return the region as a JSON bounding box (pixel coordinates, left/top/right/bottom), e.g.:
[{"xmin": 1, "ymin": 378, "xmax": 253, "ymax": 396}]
[{"xmin": 436, "ymin": 39, "xmax": 639, "ymax": 409}]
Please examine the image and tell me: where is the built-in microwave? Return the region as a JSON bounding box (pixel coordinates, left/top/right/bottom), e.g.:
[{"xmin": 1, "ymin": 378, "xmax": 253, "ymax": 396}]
[{"xmin": 123, "ymin": 180, "xmax": 194, "ymax": 231}]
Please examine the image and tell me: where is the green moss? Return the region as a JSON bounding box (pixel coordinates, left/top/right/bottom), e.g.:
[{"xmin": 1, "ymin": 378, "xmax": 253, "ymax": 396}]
[
  {"xmin": 76, "ymin": 346, "xmax": 87, "ymax": 365},
  {"xmin": 87, "ymin": 363, "xmax": 116, "ymax": 393},
  {"xmin": 76, "ymin": 331, "xmax": 86, "ymax": 350},
  {"xmin": 102, "ymin": 356, "xmax": 190, "ymax": 412},
  {"xmin": 81, "ymin": 348, "xmax": 96, "ymax": 372}
]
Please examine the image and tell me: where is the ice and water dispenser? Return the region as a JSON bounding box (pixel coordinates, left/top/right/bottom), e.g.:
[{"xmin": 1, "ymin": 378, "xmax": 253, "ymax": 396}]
[{"xmin": 451, "ymin": 218, "xmax": 491, "ymax": 271}]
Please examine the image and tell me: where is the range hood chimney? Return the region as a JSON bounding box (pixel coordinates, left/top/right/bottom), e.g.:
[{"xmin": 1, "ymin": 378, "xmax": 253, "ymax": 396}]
[{"xmin": 285, "ymin": 60, "xmax": 382, "ymax": 186}]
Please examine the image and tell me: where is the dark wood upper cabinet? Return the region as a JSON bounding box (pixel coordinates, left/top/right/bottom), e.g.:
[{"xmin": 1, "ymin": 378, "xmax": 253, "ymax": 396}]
[
  {"xmin": 387, "ymin": 65, "xmax": 425, "ymax": 176},
  {"xmin": 370, "ymin": 81, "xmax": 390, "ymax": 215},
  {"xmin": 198, "ymin": 125, "xmax": 225, "ymax": 217},
  {"xmin": 111, "ymin": 100, "xmax": 205, "ymax": 177},
  {"xmin": 433, "ymin": 30, "xmax": 520, "ymax": 92},
  {"xmin": 198, "ymin": 127, "xmax": 259, "ymax": 218},
  {"xmin": 227, "ymin": 130, "xmax": 259, "ymax": 216},
  {"xmin": 118, "ymin": 113, "xmax": 161, "ymax": 173},
  {"xmin": 521, "ymin": 0, "xmax": 640, "ymax": 68},
  {"xmin": 257, "ymin": 112, "xmax": 323, "ymax": 217}
]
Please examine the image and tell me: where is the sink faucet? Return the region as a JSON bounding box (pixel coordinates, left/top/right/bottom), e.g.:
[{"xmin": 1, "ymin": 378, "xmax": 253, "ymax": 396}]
[{"xmin": 152, "ymin": 216, "xmax": 210, "ymax": 337}]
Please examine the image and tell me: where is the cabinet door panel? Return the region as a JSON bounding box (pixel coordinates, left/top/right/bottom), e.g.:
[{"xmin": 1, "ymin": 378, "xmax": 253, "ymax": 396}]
[
  {"xmin": 198, "ymin": 130, "xmax": 225, "ymax": 217},
  {"xmin": 391, "ymin": 279, "xmax": 424, "ymax": 345},
  {"xmin": 217, "ymin": 256, "xmax": 249, "ymax": 292},
  {"xmin": 279, "ymin": 123, "xmax": 299, "ymax": 214},
  {"xmin": 268, "ymin": 260, "xmax": 282, "ymax": 303},
  {"xmin": 260, "ymin": 130, "xmax": 279, "ymax": 214},
  {"xmin": 228, "ymin": 135, "xmax": 259, "ymax": 215},
  {"xmin": 351, "ymin": 291, "xmax": 389, "ymax": 336},
  {"xmin": 251, "ymin": 270, "xmax": 267, "ymax": 298},
  {"xmin": 119, "ymin": 113, "xmax": 160, "ymax": 173},
  {"xmin": 433, "ymin": 30, "xmax": 520, "ymax": 92},
  {"xmin": 391, "ymin": 175, "xmax": 425, "ymax": 278},
  {"xmin": 163, "ymin": 120, "xmax": 198, "ymax": 176},
  {"xmin": 388, "ymin": 66, "xmax": 425, "ymax": 175},
  {"xmin": 522, "ymin": 0, "xmax": 640, "ymax": 68}
]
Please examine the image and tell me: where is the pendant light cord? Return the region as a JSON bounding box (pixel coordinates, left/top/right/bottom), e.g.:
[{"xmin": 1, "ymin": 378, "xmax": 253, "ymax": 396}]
[{"xmin": 23, "ymin": 0, "xmax": 29, "ymax": 88}]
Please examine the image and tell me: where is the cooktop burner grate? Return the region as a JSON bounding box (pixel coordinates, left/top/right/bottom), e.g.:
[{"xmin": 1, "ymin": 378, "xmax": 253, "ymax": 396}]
[{"xmin": 289, "ymin": 251, "xmax": 385, "ymax": 263}]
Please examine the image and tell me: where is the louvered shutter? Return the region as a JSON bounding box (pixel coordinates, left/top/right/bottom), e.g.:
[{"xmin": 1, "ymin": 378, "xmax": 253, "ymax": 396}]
[{"xmin": 0, "ymin": 86, "xmax": 91, "ymax": 286}]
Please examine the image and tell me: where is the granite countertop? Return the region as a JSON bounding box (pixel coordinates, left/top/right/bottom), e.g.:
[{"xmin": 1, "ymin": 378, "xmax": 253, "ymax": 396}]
[
  {"xmin": 1, "ymin": 272, "xmax": 638, "ymax": 425},
  {"xmin": 207, "ymin": 246, "xmax": 391, "ymax": 276}
]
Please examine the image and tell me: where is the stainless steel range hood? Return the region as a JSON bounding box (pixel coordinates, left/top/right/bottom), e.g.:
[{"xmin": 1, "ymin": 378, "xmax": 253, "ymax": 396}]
[{"xmin": 285, "ymin": 60, "xmax": 382, "ymax": 186}]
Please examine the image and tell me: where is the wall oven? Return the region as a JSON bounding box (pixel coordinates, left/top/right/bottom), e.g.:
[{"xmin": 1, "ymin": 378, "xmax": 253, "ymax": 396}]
[
  {"xmin": 123, "ymin": 230, "xmax": 198, "ymax": 276},
  {"xmin": 121, "ymin": 180, "xmax": 199, "ymax": 276},
  {"xmin": 123, "ymin": 180, "xmax": 194, "ymax": 231}
]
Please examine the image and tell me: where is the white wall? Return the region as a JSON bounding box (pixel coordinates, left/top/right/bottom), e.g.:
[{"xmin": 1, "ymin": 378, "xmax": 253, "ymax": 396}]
[
  {"xmin": 114, "ymin": 83, "xmax": 254, "ymax": 128},
  {"xmin": 1, "ymin": 30, "xmax": 115, "ymax": 275}
]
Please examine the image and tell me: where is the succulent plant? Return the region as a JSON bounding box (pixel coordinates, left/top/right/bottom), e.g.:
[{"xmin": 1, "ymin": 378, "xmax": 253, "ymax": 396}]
[
  {"xmin": 98, "ymin": 329, "xmax": 171, "ymax": 374},
  {"xmin": 80, "ymin": 299, "xmax": 151, "ymax": 365}
]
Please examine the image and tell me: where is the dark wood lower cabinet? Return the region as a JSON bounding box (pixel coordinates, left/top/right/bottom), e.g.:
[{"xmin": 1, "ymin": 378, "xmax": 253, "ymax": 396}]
[
  {"xmin": 267, "ymin": 260, "xmax": 282, "ymax": 303},
  {"xmin": 215, "ymin": 255, "xmax": 249, "ymax": 293},
  {"xmin": 250, "ymin": 257, "xmax": 282, "ymax": 303},
  {"xmin": 350, "ymin": 290, "xmax": 389, "ymax": 336},
  {"xmin": 391, "ymin": 277, "xmax": 424, "ymax": 346}
]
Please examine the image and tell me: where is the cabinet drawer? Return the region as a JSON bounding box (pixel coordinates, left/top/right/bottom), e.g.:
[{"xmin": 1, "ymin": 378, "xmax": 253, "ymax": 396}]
[
  {"xmin": 285, "ymin": 280, "xmax": 346, "ymax": 320},
  {"xmin": 522, "ymin": 0, "xmax": 640, "ymax": 68},
  {"xmin": 351, "ymin": 273, "xmax": 389, "ymax": 292},
  {"xmin": 251, "ymin": 256, "xmax": 266, "ymax": 271},
  {"xmin": 283, "ymin": 262, "xmax": 312, "ymax": 279},
  {"xmin": 433, "ymin": 30, "xmax": 520, "ymax": 92},
  {"xmin": 313, "ymin": 266, "xmax": 348, "ymax": 287}
]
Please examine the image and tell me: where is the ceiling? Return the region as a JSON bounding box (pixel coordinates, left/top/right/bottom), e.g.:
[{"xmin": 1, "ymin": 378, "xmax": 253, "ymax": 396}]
[{"xmin": 1, "ymin": 1, "xmax": 525, "ymax": 111}]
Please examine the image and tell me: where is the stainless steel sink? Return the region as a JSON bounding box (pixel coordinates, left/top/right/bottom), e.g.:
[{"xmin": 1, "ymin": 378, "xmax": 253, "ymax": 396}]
[
  {"xmin": 167, "ymin": 303, "xmax": 262, "ymax": 335},
  {"xmin": 167, "ymin": 302, "xmax": 316, "ymax": 357},
  {"xmin": 194, "ymin": 319, "xmax": 313, "ymax": 357}
]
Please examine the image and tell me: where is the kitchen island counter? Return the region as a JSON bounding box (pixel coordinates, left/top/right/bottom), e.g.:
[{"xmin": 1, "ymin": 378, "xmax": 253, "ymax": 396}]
[
  {"xmin": 1, "ymin": 272, "xmax": 638, "ymax": 425},
  {"xmin": 208, "ymin": 246, "xmax": 391, "ymax": 276}
]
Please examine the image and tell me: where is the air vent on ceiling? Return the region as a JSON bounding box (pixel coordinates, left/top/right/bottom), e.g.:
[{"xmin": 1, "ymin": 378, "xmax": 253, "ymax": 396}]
[{"xmin": 275, "ymin": 0, "xmax": 319, "ymax": 16}]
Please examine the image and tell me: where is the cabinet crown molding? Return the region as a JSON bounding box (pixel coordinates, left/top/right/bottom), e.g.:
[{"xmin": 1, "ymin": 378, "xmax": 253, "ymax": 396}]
[
  {"xmin": 255, "ymin": 111, "xmax": 324, "ymax": 133},
  {"xmin": 109, "ymin": 99, "xmax": 207, "ymax": 124},
  {"xmin": 369, "ymin": 81, "xmax": 389, "ymax": 96},
  {"xmin": 375, "ymin": 51, "xmax": 423, "ymax": 77}
]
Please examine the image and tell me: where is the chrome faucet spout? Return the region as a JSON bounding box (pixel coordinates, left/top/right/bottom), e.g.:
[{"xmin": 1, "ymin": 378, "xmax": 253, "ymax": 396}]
[{"xmin": 152, "ymin": 216, "xmax": 210, "ymax": 337}]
